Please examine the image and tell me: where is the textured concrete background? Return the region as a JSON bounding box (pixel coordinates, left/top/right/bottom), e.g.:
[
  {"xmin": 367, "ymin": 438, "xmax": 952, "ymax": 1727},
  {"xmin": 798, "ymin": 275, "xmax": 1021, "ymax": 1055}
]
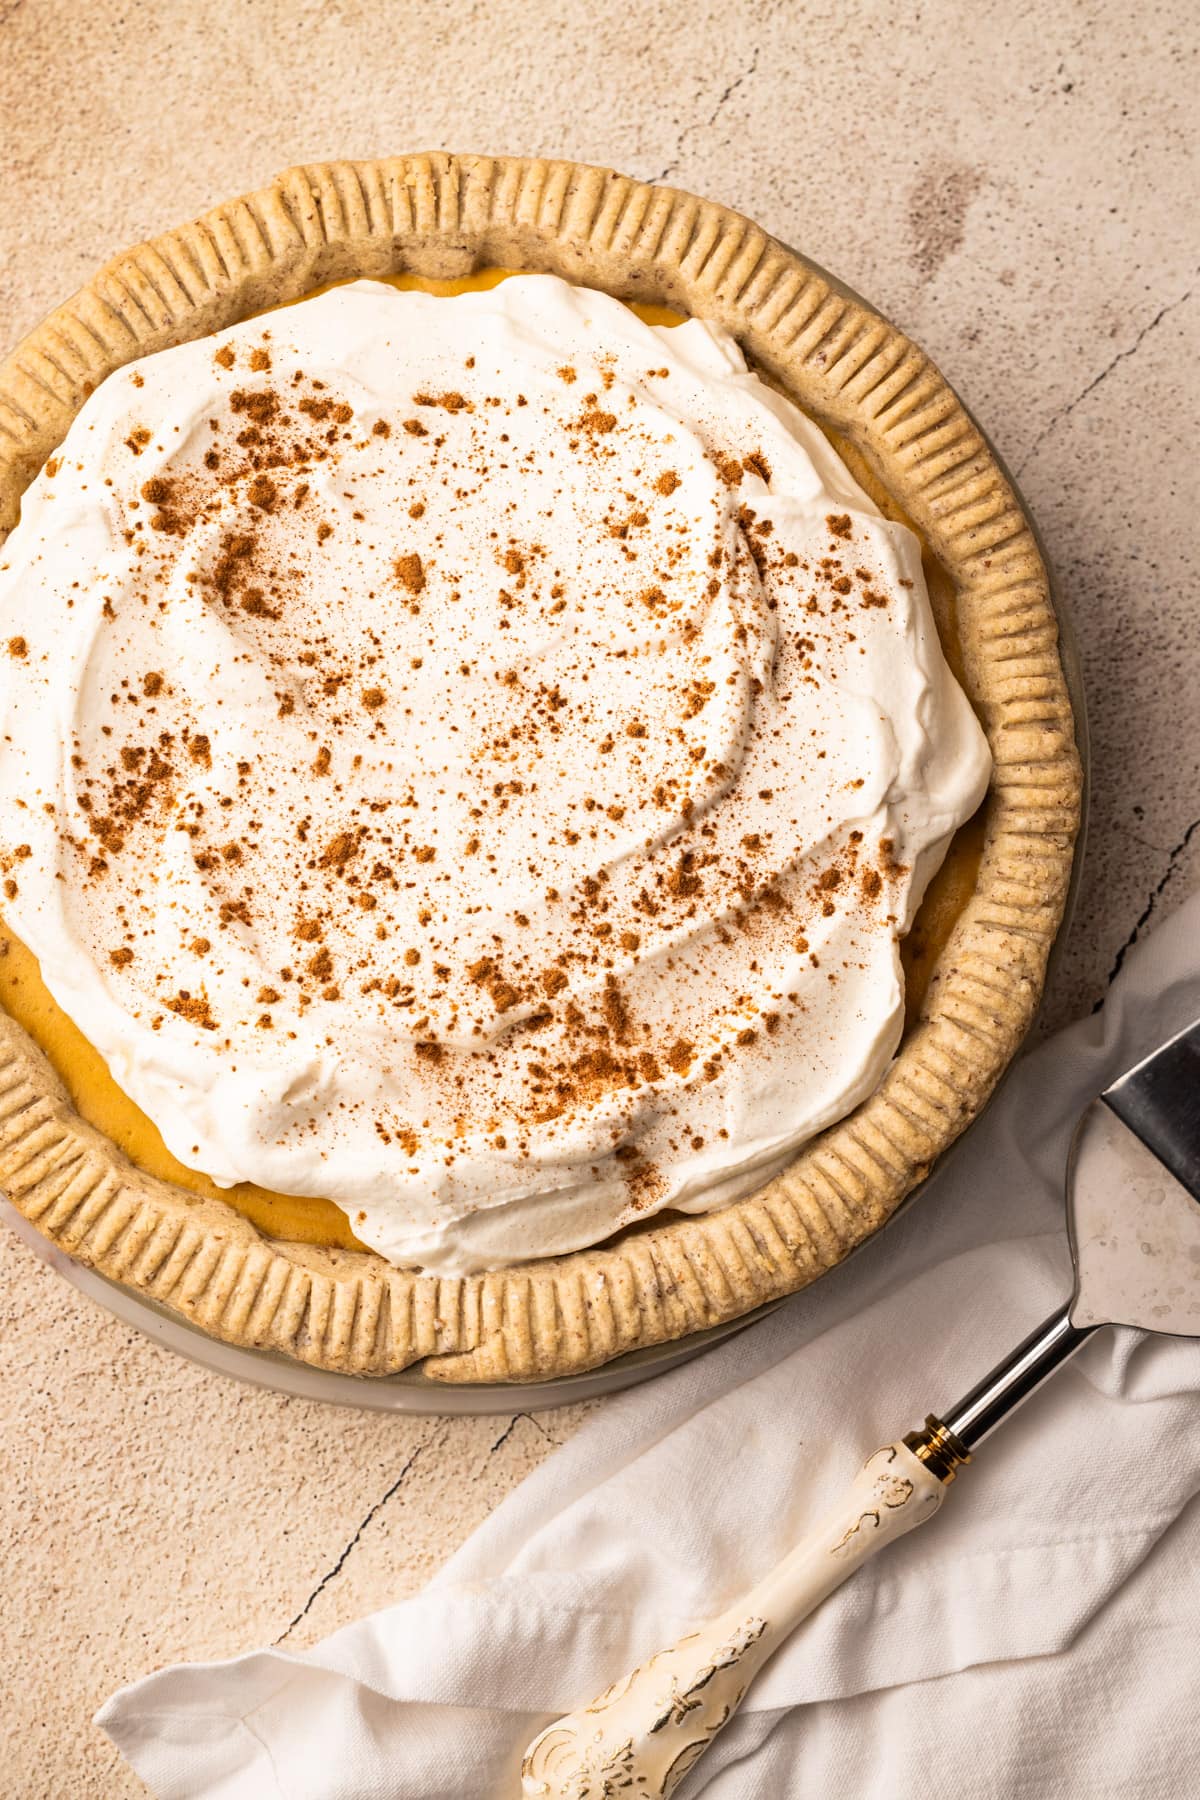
[{"xmin": 1, "ymin": 1, "xmax": 1196, "ymax": 1792}]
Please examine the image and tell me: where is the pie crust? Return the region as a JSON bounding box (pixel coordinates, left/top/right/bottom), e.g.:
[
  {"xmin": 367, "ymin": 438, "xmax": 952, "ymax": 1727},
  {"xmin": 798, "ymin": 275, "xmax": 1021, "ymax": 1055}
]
[{"xmin": 0, "ymin": 155, "xmax": 1081, "ymax": 1382}]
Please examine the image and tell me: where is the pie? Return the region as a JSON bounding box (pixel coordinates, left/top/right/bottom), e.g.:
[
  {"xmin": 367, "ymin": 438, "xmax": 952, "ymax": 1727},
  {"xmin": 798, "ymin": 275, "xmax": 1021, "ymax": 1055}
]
[{"xmin": 0, "ymin": 156, "xmax": 1080, "ymax": 1382}]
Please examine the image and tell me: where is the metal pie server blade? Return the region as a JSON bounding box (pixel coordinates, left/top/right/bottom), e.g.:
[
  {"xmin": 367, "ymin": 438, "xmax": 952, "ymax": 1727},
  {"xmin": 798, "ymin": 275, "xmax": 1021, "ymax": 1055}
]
[
  {"xmin": 1102, "ymin": 1014, "xmax": 1200, "ymax": 1202},
  {"xmin": 1068, "ymin": 1016, "xmax": 1200, "ymax": 1335}
]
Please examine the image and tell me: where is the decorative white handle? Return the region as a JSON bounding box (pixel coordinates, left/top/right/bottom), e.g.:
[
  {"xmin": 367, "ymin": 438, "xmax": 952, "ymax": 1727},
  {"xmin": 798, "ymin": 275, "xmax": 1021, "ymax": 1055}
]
[{"xmin": 520, "ymin": 1442, "xmax": 944, "ymax": 1799}]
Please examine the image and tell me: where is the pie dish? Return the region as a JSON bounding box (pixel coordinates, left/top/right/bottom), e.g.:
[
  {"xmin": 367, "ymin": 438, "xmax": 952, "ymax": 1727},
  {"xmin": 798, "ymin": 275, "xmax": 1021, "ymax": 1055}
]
[{"xmin": 0, "ymin": 155, "xmax": 1081, "ymax": 1382}]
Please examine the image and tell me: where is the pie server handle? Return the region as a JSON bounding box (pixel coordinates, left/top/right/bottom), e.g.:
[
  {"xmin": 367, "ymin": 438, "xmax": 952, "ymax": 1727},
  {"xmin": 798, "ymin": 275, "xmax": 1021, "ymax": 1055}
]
[
  {"xmin": 518, "ymin": 1439, "xmax": 944, "ymax": 1797},
  {"xmin": 519, "ymin": 1304, "xmax": 1091, "ymax": 1798}
]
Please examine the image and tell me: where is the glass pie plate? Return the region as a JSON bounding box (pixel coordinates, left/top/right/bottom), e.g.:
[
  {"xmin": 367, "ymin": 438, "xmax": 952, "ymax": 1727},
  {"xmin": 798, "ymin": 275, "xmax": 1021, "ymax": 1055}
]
[{"xmin": 1, "ymin": 265, "xmax": 1088, "ymax": 1417}]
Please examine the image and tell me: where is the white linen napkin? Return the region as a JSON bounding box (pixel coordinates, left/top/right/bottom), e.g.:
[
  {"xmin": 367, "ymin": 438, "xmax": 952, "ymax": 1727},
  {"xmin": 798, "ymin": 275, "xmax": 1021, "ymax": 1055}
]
[{"xmin": 99, "ymin": 892, "xmax": 1200, "ymax": 1800}]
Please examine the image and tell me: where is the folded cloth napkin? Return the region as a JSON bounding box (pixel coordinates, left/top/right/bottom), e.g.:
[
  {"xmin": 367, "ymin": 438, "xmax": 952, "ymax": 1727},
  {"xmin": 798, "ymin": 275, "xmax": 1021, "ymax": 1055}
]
[{"xmin": 100, "ymin": 893, "xmax": 1200, "ymax": 1800}]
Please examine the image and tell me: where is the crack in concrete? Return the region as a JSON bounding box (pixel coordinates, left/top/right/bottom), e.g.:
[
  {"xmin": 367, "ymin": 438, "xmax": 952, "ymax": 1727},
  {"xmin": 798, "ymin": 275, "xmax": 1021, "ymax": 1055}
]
[
  {"xmin": 1119, "ymin": 823, "xmax": 1174, "ymax": 858},
  {"xmin": 489, "ymin": 1410, "xmax": 550, "ymax": 1454},
  {"xmin": 1017, "ymin": 276, "xmax": 1197, "ymax": 476},
  {"xmin": 275, "ymin": 1439, "xmax": 430, "ymax": 1644},
  {"xmin": 651, "ymin": 45, "xmax": 762, "ymax": 184},
  {"xmin": 1096, "ymin": 813, "xmax": 1200, "ymax": 1007}
]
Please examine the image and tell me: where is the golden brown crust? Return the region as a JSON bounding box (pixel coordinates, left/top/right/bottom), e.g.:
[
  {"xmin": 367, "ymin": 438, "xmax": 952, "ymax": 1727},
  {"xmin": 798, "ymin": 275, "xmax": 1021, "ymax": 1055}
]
[{"xmin": 0, "ymin": 154, "xmax": 1080, "ymax": 1382}]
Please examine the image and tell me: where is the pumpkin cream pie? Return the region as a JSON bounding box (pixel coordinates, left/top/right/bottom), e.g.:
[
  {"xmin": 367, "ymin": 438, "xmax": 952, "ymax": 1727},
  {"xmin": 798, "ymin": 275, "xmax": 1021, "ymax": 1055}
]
[{"xmin": 0, "ymin": 157, "xmax": 1080, "ymax": 1381}]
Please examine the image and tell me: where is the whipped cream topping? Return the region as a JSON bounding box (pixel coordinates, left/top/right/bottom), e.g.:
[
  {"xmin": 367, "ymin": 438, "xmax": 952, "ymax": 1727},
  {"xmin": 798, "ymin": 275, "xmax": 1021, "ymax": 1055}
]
[{"xmin": 0, "ymin": 276, "xmax": 990, "ymax": 1273}]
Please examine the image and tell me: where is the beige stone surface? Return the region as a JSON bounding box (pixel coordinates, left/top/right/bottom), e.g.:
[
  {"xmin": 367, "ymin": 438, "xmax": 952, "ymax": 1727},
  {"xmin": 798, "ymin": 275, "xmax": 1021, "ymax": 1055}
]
[{"xmin": 0, "ymin": 1, "xmax": 1196, "ymax": 1794}]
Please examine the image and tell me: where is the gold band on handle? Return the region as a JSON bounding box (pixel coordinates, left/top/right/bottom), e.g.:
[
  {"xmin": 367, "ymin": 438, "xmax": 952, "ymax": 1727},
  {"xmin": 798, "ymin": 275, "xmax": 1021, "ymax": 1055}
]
[{"xmin": 903, "ymin": 1415, "xmax": 972, "ymax": 1484}]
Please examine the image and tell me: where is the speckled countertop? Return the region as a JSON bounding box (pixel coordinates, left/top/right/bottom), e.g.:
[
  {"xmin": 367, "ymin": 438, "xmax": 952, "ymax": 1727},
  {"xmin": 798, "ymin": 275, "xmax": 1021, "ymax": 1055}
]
[{"xmin": 1, "ymin": 2, "xmax": 1197, "ymax": 1792}]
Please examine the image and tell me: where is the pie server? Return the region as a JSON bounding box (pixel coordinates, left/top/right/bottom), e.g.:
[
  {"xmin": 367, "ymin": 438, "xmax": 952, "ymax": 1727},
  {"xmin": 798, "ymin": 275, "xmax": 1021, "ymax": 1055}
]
[{"xmin": 519, "ymin": 1016, "xmax": 1200, "ymax": 1798}]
